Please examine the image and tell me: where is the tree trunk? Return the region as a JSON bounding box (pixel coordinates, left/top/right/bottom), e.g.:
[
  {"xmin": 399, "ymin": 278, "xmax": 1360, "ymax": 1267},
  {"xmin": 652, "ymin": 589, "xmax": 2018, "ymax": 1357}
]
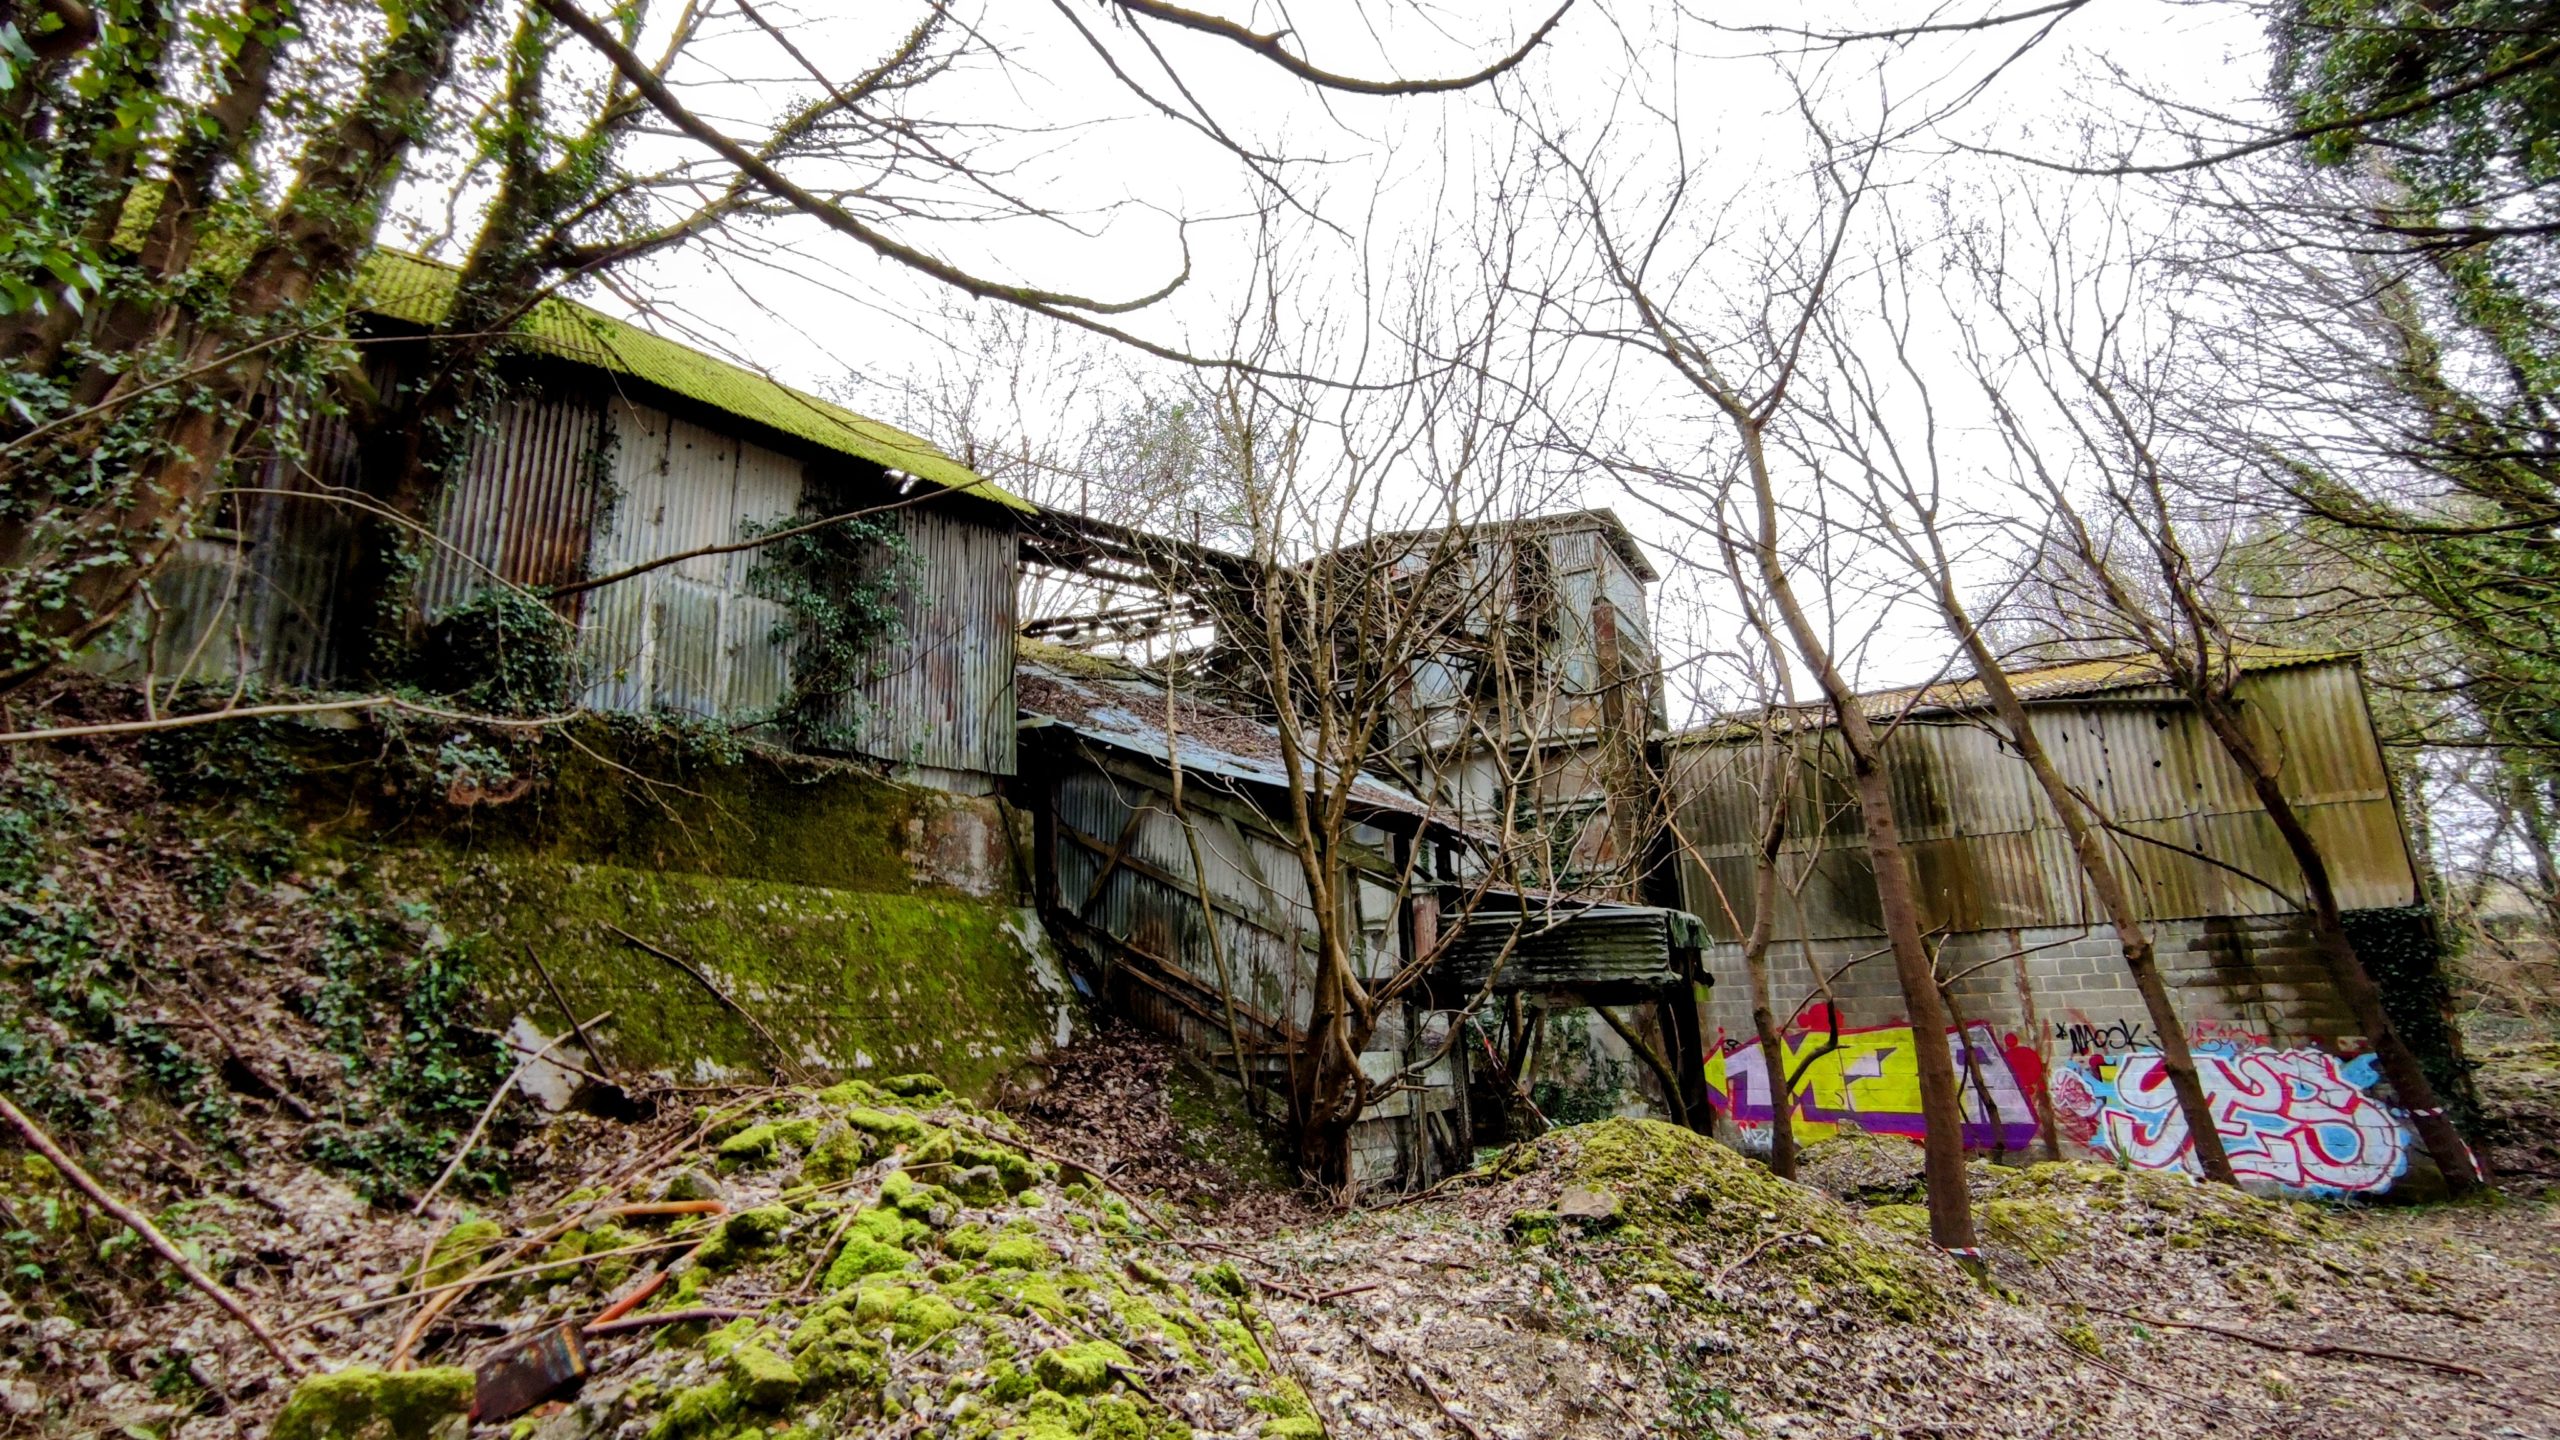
[
  {"xmin": 1918, "ymin": 572, "xmax": 2236, "ymax": 1183},
  {"xmin": 0, "ymin": 0, "xmax": 493, "ymax": 683},
  {"xmin": 2512, "ymin": 769, "xmax": 2560, "ymax": 943},
  {"xmin": 2192, "ymin": 691, "xmax": 2479, "ymax": 1196},
  {"xmin": 1738, "ymin": 422, "xmax": 1976, "ymax": 1250},
  {"xmin": 1741, "ymin": 731, "xmax": 1799, "ymax": 1178}
]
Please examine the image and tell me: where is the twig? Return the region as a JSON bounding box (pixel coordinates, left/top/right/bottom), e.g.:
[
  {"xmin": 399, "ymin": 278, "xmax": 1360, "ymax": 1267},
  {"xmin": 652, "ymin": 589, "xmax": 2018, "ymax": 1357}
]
[
  {"xmin": 794, "ymin": 1205, "xmax": 866, "ymax": 1298},
  {"xmin": 2090, "ymin": 1307, "xmax": 2486, "ymax": 1379},
  {"xmin": 0, "ymin": 693, "xmax": 578, "ymax": 745},
  {"xmin": 522, "ymin": 943, "xmax": 614, "ymax": 1086},
  {"xmin": 0, "ymin": 1096, "xmax": 305, "ymax": 1376},
  {"xmin": 1312, "ymin": 1280, "xmax": 1383, "ymax": 1303},
  {"xmin": 604, "ymin": 924, "xmax": 797, "ymax": 1081},
  {"xmin": 583, "ymin": 1306, "xmax": 744, "ymax": 1337},
  {"xmin": 415, "ymin": 1013, "xmax": 609, "ymax": 1216},
  {"xmin": 1710, "ymin": 1231, "xmax": 1807, "ymax": 1290}
]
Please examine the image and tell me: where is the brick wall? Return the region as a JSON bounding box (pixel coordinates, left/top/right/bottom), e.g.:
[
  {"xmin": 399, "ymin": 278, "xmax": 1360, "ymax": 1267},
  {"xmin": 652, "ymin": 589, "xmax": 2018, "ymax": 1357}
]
[{"xmin": 1704, "ymin": 914, "xmax": 2362, "ymax": 1065}]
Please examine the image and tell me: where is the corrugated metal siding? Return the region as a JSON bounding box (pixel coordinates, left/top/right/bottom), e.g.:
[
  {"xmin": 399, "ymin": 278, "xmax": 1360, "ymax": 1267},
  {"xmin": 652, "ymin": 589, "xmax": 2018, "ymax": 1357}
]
[
  {"xmin": 574, "ymin": 397, "xmax": 1017, "ymax": 781},
  {"xmin": 97, "ymin": 408, "xmax": 365, "ymax": 690},
  {"xmin": 835, "ymin": 507, "xmax": 1018, "ymax": 778},
  {"xmin": 1670, "ymin": 660, "xmax": 2419, "ymax": 942},
  {"xmin": 1045, "ymin": 741, "xmax": 1460, "ymax": 1185},
  {"xmin": 416, "ymin": 391, "xmax": 610, "ymax": 617}
]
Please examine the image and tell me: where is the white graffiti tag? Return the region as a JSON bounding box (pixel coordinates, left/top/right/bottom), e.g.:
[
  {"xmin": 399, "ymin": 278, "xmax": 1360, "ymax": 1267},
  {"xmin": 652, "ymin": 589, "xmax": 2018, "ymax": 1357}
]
[{"xmin": 2075, "ymin": 1046, "xmax": 2411, "ymax": 1196}]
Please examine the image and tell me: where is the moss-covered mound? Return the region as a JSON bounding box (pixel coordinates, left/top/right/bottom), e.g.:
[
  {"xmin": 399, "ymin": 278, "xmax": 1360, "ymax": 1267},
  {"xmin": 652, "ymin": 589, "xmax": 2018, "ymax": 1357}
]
[
  {"xmin": 1499, "ymin": 1117, "xmax": 1948, "ymax": 1321},
  {"xmin": 272, "ymin": 1075, "xmax": 1320, "ymax": 1440}
]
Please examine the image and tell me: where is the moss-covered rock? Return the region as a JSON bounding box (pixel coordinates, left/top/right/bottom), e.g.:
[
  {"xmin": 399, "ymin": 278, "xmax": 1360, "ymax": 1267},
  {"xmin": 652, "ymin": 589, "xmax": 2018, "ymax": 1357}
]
[
  {"xmin": 984, "ymin": 1234, "xmax": 1055, "ymax": 1271},
  {"xmin": 271, "ymin": 1366, "xmax": 475, "ymax": 1440},
  {"xmin": 698, "ymin": 1204, "xmax": 793, "ymax": 1268},
  {"xmin": 1531, "ymin": 1118, "xmax": 1949, "ymax": 1320},
  {"xmin": 727, "ymin": 1343, "xmax": 802, "ymax": 1408},
  {"xmin": 420, "ymin": 1219, "xmax": 502, "ymax": 1290},
  {"xmin": 1032, "ymin": 1341, "xmax": 1130, "ymax": 1396},
  {"xmin": 822, "ymin": 1235, "xmax": 913, "ymax": 1289}
]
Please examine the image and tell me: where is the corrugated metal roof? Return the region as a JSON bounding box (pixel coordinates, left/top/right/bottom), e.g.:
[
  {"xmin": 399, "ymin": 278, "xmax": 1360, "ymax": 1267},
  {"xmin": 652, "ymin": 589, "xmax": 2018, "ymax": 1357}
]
[
  {"xmin": 355, "ymin": 250, "xmax": 1031, "ymax": 514},
  {"xmin": 1670, "ymin": 646, "xmax": 2356, "ymax": 743},
  {"xmin": 1017, "ymin": 642, "xmax": 1433, "ymax": 819}
]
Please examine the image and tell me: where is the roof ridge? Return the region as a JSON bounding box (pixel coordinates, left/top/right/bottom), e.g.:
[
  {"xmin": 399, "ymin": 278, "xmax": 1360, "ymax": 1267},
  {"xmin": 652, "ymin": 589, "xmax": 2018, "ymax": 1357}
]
[{"xmin": 354, "ymin": 249, "xmax": 1031, "ymax": 513}]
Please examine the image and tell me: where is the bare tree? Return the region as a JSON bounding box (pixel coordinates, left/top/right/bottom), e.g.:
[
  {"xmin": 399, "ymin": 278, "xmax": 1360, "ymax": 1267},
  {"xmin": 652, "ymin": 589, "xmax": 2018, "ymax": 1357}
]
[
  {"xmin": 1963, "ymin": 228, "xmax": 2484, "ymax": 1195},
  {"xmin": 1520, "ymin": 88, "xmax": 1981, "ymax": 1247},
  {"xmin": 0, "ymin": 0, "xmax": 1576, "ymax": 687},
  {"xmin": 1794, "ymin": 257, "xmax": 2239, "ymax": 1183}
]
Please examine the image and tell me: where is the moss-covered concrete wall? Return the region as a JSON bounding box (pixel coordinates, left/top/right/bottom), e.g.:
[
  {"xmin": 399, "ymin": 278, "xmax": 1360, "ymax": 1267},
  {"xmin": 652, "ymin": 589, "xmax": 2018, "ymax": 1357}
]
[{"xmin": 293, "ymin": 718, "xmax": 1074, "ymax": 1098}]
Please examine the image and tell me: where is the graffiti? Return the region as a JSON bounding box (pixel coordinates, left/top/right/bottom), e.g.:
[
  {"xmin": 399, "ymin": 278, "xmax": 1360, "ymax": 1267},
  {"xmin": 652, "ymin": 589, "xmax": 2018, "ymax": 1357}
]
[
  {"xmin": 1706, "ymin": 1008, "xmax": 2042, "ymax": 1152},
  {"xmin": 2050, "ymin": 1043, "xmax": 2412, "ymax": 1196},
  {"xmin": 2053, "ymin": 1017, "xmax": 2156, "ymax": 1057}
]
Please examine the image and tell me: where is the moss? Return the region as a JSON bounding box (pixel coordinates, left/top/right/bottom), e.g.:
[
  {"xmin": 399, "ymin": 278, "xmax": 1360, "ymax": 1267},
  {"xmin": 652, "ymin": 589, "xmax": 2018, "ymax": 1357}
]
[
  {"xmin": 823, "ymin": 1235, "xmax": 913, "ymax": 1288},
  {"xmin": 985, "ymin": 1360, "xmax": 1037, "ymax": 1405},
  {"xmin": 271, "ymin": 1366, "xmax": 475, "ymax": 1440},
  {"xmin": 438, "ymin": 857, "xmax": 1058, "ymax": 1096},
  {"xmin": 421, "ymin": 1219, "xmax": 502, "ymax": 1289},
  {"xmin": 891, "ymin": 1293, "xmax": 965, "ymax": 1344},
  {"xmin": 1213, "ymin": 1319, "xmax": 1272, "ymax": 1376},
  {"xmin": 1541, "ymin": 1118, "xmax": 1947, "ymax": 1320},
  {"xmin": 818, "ymin": 1079, "xmax": 886, "ymax": 1108},
  {"xmin": 727, "ymin": 1343, "xmax": 802, "ymax": 1408},
  {"xmin": 717, "ymin": 1118, "xmax": 822, "ymax": 1169},
  {"xmin": 883, "ymin": 1073, "xmax": 949, "ymax": 1099},
  {"xmin": 1032, "ymin": 1341, "xmax": 1129, "ymax": 1395},
  {"xmin": 852, "ymin": 1203, "xmax": 928, "ymax": 1250},
  {"xmin": 1259, "ymin": 1421, "xmax": 1325, "ymax": 1439},
  {"xmin": 956, "ymin": 1267, "xmax": 1070, "ymax": 1317},
  {"xmin": 649, "ymin": 1380, "xmax": 740, "ymax": 1440},
  {"xmin": 2058, "ymin": 1321, "xmax": 2105, "ymax": 1358},
  {"xmin": 944, "ymin": 1224, "xmax": 994, "ymax": 1260},
  {"xmin": 799, "ymin": 1124, "xmax": 874, "ymax": 1185},
  {"xmin": 847, "ymin": 1107, "xmax": 930, "ymax": 1144},
  {"xmin": 985, "ymin": 1234, "xmax": 1055, "ymax": 1271},
  {"xmin": 1979, "ymin": 1198, "xmax": 2074, "ymax": 1263},
  {"xmin": 698, "ymin": 1204, "xmax": 793, "ymax": 1268},
  {"xmin": 1197, "ymin": 1262, "xmax": 1248, "ymax": 1299}
]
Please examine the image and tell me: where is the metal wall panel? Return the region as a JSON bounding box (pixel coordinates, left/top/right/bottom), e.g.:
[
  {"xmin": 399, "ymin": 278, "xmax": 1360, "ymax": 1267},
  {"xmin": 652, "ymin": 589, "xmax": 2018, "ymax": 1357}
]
[
  {"xmin": 1668, "ymin": 660, "xmax": 2420, "ymax": 943},
  {"xmin": 837, "ymin": 507, "xmax": 1018, "ymax": 779},
  {"xmin": 417, "ymin": 392, "xmax": 610, "ymax": 617}
]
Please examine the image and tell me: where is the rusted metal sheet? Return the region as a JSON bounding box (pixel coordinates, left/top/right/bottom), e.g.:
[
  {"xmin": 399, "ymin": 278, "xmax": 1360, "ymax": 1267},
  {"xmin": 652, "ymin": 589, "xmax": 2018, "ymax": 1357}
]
[
  {"xmin": 417, "ymin": 390, "xmax": 610, "ymax": 619},
  {"xmin": 1669, "ymin": 657, "xmax": 2419, "ymax": 942},
  {"xmin": 471, "ymin": 1323, "xmax": 588, "ymax": 1422},
  {"xmin": 564, "ymin": 399, "xmax": 1017, "ymax": 783}
]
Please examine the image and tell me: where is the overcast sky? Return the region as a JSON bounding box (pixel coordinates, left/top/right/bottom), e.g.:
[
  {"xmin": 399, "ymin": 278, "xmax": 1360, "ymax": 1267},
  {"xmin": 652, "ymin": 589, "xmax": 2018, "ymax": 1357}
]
[{"xmin": 461, "ymin": 0, "xmax": 2280, "ymax": 718}]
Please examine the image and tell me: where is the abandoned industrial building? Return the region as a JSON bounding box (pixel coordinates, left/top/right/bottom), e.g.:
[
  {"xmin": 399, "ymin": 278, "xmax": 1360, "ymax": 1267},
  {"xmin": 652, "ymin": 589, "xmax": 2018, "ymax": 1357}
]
[{"xmin": 88, "ymin": 278, "xmax": 2462, "ymax": 1199}]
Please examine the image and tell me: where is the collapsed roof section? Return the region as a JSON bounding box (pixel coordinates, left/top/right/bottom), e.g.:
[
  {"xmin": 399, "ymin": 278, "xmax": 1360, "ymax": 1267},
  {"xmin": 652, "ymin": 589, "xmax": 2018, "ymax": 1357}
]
[{"xmin": 1015, "ymin": 641, "xmax": 1436, "ymax": 822}]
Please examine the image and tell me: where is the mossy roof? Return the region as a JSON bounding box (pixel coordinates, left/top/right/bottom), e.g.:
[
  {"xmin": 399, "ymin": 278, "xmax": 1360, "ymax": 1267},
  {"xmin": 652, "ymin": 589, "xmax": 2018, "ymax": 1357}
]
[
  {"xmin": 1668, "ymin": 645, "xmax": 2358, "ymax": 744},
  {"xmin": 357, "ymin": 250, "xmax": 1030, "ymax": 514}
]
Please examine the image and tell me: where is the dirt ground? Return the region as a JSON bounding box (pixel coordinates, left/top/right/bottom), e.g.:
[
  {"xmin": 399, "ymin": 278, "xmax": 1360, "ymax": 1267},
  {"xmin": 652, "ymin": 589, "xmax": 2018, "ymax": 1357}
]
[{"xmin": 5, "ymin": 1016, "xmax": 2558, "ymax": 1439}]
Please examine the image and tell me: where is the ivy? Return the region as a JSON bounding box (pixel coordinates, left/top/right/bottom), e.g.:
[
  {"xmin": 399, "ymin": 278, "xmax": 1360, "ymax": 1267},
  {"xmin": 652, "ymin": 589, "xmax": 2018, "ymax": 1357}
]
[
  {"xmin": 296, "ymin": 893, "xmax": 508, "ymax": 1206},
  {"xmin": 2340, "ymin": 905, "xmax": 2481, "ymax": 1131},
  {"xmin": 415, "ymin": 584, "xmax": 583, "ymax": 717},
  {"xmin": 744, "ymin": 501, "xmax": 914, "ymax": 753}
]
